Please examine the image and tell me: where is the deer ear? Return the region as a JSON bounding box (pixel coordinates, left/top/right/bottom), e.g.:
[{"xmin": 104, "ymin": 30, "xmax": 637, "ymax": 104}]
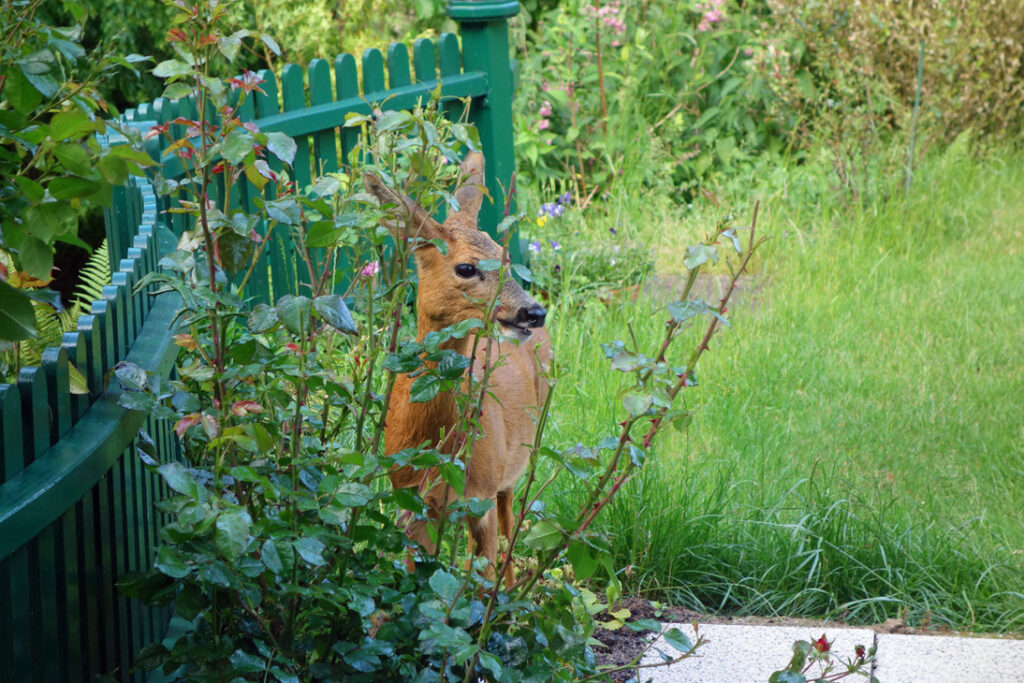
[
  {"xmin": 364, "ymin": 172, "xmax": 443, "ymax": 243},
  {"xmin": 453, "ymin": 151, "xmax": 485, "ymax": 222}
]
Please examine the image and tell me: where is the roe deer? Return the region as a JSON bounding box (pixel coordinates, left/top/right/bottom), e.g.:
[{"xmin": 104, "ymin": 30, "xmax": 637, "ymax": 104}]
[{"xmin": 365, "ymin": 152, "xmax": 551, "ymax": 587}]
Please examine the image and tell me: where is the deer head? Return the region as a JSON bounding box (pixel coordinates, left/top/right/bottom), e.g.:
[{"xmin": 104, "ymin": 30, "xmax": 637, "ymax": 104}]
[{"xmin": 364, "ymin": 152, "xmax": 546, "ymax": 339}]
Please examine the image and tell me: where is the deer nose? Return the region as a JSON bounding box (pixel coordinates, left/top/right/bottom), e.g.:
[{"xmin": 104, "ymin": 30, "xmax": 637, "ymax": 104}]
[{"xmin": 516, "ymin": 304, "xmax": 547, "ymax": 328}]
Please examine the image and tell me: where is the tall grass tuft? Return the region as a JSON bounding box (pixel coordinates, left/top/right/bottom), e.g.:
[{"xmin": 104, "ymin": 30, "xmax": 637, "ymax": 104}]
[{"xmin": 542, "ymin": 139, "xmax": 1024, "ymax": 632}]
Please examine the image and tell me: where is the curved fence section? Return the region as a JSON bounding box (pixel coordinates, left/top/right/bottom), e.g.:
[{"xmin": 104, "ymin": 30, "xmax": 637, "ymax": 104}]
[{"xmin": 0, "ymin": 172, "xmax": 182, "ymax": 683}]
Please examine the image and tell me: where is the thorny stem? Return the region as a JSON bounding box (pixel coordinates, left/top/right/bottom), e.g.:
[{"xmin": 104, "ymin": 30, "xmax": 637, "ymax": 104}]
[{"xmin": 514, "ymin": 203, "xmax": 766, "ymax": 603}]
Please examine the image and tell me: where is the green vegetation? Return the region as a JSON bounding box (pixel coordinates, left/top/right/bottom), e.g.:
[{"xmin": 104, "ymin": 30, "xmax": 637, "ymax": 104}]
[
  {"xmin": 540, "ymin": 139, "xmax": 1024, "ymax": 632},
  {"xmin": 4, "ymin": 4, "xmax": 1021, "ymax": 680}
]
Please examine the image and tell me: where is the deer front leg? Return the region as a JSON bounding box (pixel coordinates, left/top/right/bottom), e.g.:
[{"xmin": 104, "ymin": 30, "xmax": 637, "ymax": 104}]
[
  {"xmin": 467, "ymin": 506, "xmax": 499, "ymax": 581},
  {"xmin": 496, "ymin": 489, "xmax": 516, "ymax": 588}
]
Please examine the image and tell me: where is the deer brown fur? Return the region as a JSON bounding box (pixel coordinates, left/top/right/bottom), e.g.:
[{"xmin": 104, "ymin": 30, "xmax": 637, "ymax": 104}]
[{"xmin": 365, "ymin": 153, "xmax": 551, "ymax": 586}]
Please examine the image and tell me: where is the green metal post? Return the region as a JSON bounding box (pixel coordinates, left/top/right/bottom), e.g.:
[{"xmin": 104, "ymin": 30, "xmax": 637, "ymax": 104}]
[{"xmin": 447, "ymin": 0, "xmax": 522, "ymax": 264}]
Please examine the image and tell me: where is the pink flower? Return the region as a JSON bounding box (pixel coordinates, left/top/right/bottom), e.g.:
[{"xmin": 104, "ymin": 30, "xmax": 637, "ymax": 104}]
[
  {"xmin": 538, "ymin": 119, "xmax": 550, "ymax": 131},
  {"xmin": 697, "ymin": 19, "xmax": 711, "ymax": 31},
  {"xmin": 539, "ymin": 101, "xmax": 553, "ymax": 117},
  {"xmin": 361, "ymin": 261, "xmax": 380, "ymax": 277}
]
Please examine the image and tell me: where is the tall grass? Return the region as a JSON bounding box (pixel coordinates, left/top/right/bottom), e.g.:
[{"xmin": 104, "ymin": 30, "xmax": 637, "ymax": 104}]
[{"xmin": 540, "ymin": 139, "xmax": 1024, "ymax": 632}]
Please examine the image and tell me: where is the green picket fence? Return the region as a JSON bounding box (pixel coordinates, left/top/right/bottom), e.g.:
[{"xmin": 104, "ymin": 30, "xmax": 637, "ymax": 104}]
[{"xmin": 0, "ymin": 3, "xmax": 520, "ymax": 680}]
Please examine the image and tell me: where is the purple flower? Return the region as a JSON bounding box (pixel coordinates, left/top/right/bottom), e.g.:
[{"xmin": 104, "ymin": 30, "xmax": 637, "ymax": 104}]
[
  {"xmin": 549, "ymin": 240, "xmax": 561, "ymax": 250},
  {"xmin": 609, "ymin": 227, "xmax": 617, "ymax": 235},
  {"xmin": 528, "ymin": 241, "xmax": 542, "ymax": 253},
  {"xmin": 558, "ymin": 191, "xmax": 572, "ymax": 205},
  {"xmin": 541, "ymin": 202, "xmax": 559, "ymax": 217},
  {"xmin": 553, "ymin": 204, "xmax": 565, "ymax": 217},
  {"xmin": 360, "ymin": 261, "xmax": 380, "ymax": 277}
]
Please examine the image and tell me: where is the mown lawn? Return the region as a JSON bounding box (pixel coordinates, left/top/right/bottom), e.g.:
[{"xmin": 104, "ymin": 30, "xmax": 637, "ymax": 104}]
[{"xmin": 540, "ymin": 140, "xmax": 1024, "ymax": 632}]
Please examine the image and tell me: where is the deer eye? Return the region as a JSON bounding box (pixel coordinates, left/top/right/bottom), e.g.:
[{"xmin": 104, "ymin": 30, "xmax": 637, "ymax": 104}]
[{"xmin": 454, "ymin": 263, "xmax": 477, "ymax": 279}]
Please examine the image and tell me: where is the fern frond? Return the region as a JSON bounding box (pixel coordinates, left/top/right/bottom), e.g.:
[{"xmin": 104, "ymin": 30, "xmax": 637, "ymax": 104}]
[{"xmin": 72, "ymin": 239, "xmax": 111, "ymax": 314}]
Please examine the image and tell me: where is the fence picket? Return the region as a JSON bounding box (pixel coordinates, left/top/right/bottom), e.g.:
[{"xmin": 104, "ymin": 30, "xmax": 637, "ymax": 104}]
[
  {"xmin": 61, "ymin": 332, "xmax": 90, "ymax": 422},
  {"xmin": 41, "ymin": 347, "xmax": 71, "ymax": 440},
  {"xmin": 17, "ymin": 368, "xmax": 48, "ymax": 468},
  {"xmin": 0, "ymin": 385, "xmax": 21, "ymax": 484},
  {"xmin": 309, "ymin": 58, "xmax": 338, "ymax": 175},
  {"xmin": 413, "ymin": 38, "xmax": 437, "ymax": 82},
  {"xmin": 335, "ymin": 54, "xmax": 359, "ymax": 165},
  {"xmin": 387, "ymin": 42, "xmax": 412, "ymax": 90},
  {"xmin": 362, "ymin": 48, "xmax": 386, "ymax": 97},
  {"xmin": 281, "ymin": 64, "xmax": 311, "ymax": 190}
]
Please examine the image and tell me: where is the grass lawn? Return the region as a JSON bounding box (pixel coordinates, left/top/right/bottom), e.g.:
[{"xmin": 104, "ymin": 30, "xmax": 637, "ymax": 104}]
[{"xmin": 540, "ymin": 140, "xmax": 1024, "ymax": 632}]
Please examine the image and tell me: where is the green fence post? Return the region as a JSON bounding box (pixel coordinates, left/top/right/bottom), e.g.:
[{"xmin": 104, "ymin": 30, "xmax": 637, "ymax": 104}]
[{"xmin": 447, "ymin": 0, "xmax": 522, "ymax": 265}]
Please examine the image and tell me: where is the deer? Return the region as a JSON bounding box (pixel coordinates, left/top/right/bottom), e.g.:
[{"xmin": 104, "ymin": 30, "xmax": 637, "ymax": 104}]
[{"xmin": 364, "ymin": 152, "xmax": 552, "ymax": 588}]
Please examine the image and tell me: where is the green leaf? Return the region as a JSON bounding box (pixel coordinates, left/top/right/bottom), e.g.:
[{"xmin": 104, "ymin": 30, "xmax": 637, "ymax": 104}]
[
  {"xmin": 14, "ymin": 176, "xmax": 45, "ymax": 203},
  {"xmin": 477, "ymin": 259, "xmax": 501, "ymax": 272},
  {"xmin": 477, "ymin": 651, "xmax": 503, "ymax": 677},
  {"xmin": 221, "ymin": 128, "xmax": 255, "ymax": 165},
  {"xmin": 19, "ymin": 236, "xmax": 53, "ymax": 279},
  {"xmin": 132, "ymin": 642, "xmax": 170, "ymax": 672},
  {"xmin": 663, "ymin": 627, "xmax": 693, "ymax": 653},
  {"xmin": 49, "ymin": 175, "xmax": 99, "ymax": 200},
  {"xmin": 466, "ymin": 497, "xmax": 494, "ymax": 517},
  {"xmin": 567, "ymin": 541, "xmax": 598, "ymax": 580},
  {"xmin": 409, "ymin": 374, "xmax": 440, "ymax": 403},
  {"xmin": 610, "ymin": 351, "xmax": 641, "ymax": 372},
  {"xmin": 161, "ymin": 82, "xmax": 192, "ymax": 100},
  {"xmin": 49, "ymin": 110, "xmax": 96, "ymax": 141},
  {"xmin": 261, "ymin": 538, "xmax": 292, "ymax": 576},
  {"xmin": 304, "ymin": 221, "xmax": 342, "ymax": 248},
  {"xmin": 683, "ymin": 244, "xmax": 718, "ymax": 271},
  {"xmin": 248, "ymin": 303, "xmax": 278, "ymax": 333},
  {"xmin": 229, "ymin": 649, "xmax": 265, "ymax": 673},
  {"xmin": 259, "ymin": 33, "xmax": 281, "ymax": 56},
  {"xmin": 215, "ymin": 508, "xmax": 252, "ymax": 561},
  {"xmin": 153, "ymin": 59, "xmax": 192, "ymax": 79},
  {"xmin": 374, "ymin": 109, "xmax": 412, "ymax": 133},
  {"xmin": 54, "ymin": 142, "xmax": 92, "ymax": 177},
  {"xmin": 769, "ymin": 672, "xmax": 807, "ymax": 683},
  {"xmin": 293, "ymin": 537, "xmax": 326, "ymax": 566},
  {"xmin": 158, "ymin": 461, "xmax": 201, "ymax": 500},
  {"xmin": 4, "ymin": 67, "xmax": 43, "ymax": 114},
  {"xmin": 265, "ymin": 132, "xmax": 297, "ymax": 166},
  {"xmin": 313, "ymin": 294, "xmax": 357, "ymax": 334},
  {"xmin": 98, "ymin": 155, "xmax": 129, "ymax": 185},
  {"xmin": 217, "ymin": 230, "xmax": 253, "ymax": 276},
  {"xmin": 522, "ymin": 520, "xmax": 563, "ymax": 551},
  {"xmin": 266, "ymin": 198, "xmax": 300, "ymax": 225},
  {"xmin": 217, "ymin": 30, "xmax": 249, "ymax": 61},
  {"xmin": 667, "ymin": 299, "xmax": 707, "ymax": 324},
  {"xmin": 429, "ymin": 569, "xmax": 461, "ymax": 602},
  {"xmin": 276, "ymin": 294, "xmax": 311, "ymax": 335},
  {"xmin": 436, "ymin": 351, "xmax": 471, "ymax": 379},
  {"xmin": 335, "ymin": 482, "xmax": 373, "ymax": 507},
  {"xmin": 623, "ymin": 390, "xmax": 653, "ymax": 417},
  {"xmin": 0, "ymin": 280, "xmax": 39, "ymax": 341},
  {"xmin": 18, "ymin": 54, "xmax": 59, "ymax": 97},
  {"xmin": 626, "ymin": 618, "xmax": 664, "ymax": 632},
  {"xmin": 155, "ymin": 545, "xmax": 192, "ymax": 578},
  {"xmin": 511, "ymin": 262, "xmax": 532, "ymax": 282}
]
